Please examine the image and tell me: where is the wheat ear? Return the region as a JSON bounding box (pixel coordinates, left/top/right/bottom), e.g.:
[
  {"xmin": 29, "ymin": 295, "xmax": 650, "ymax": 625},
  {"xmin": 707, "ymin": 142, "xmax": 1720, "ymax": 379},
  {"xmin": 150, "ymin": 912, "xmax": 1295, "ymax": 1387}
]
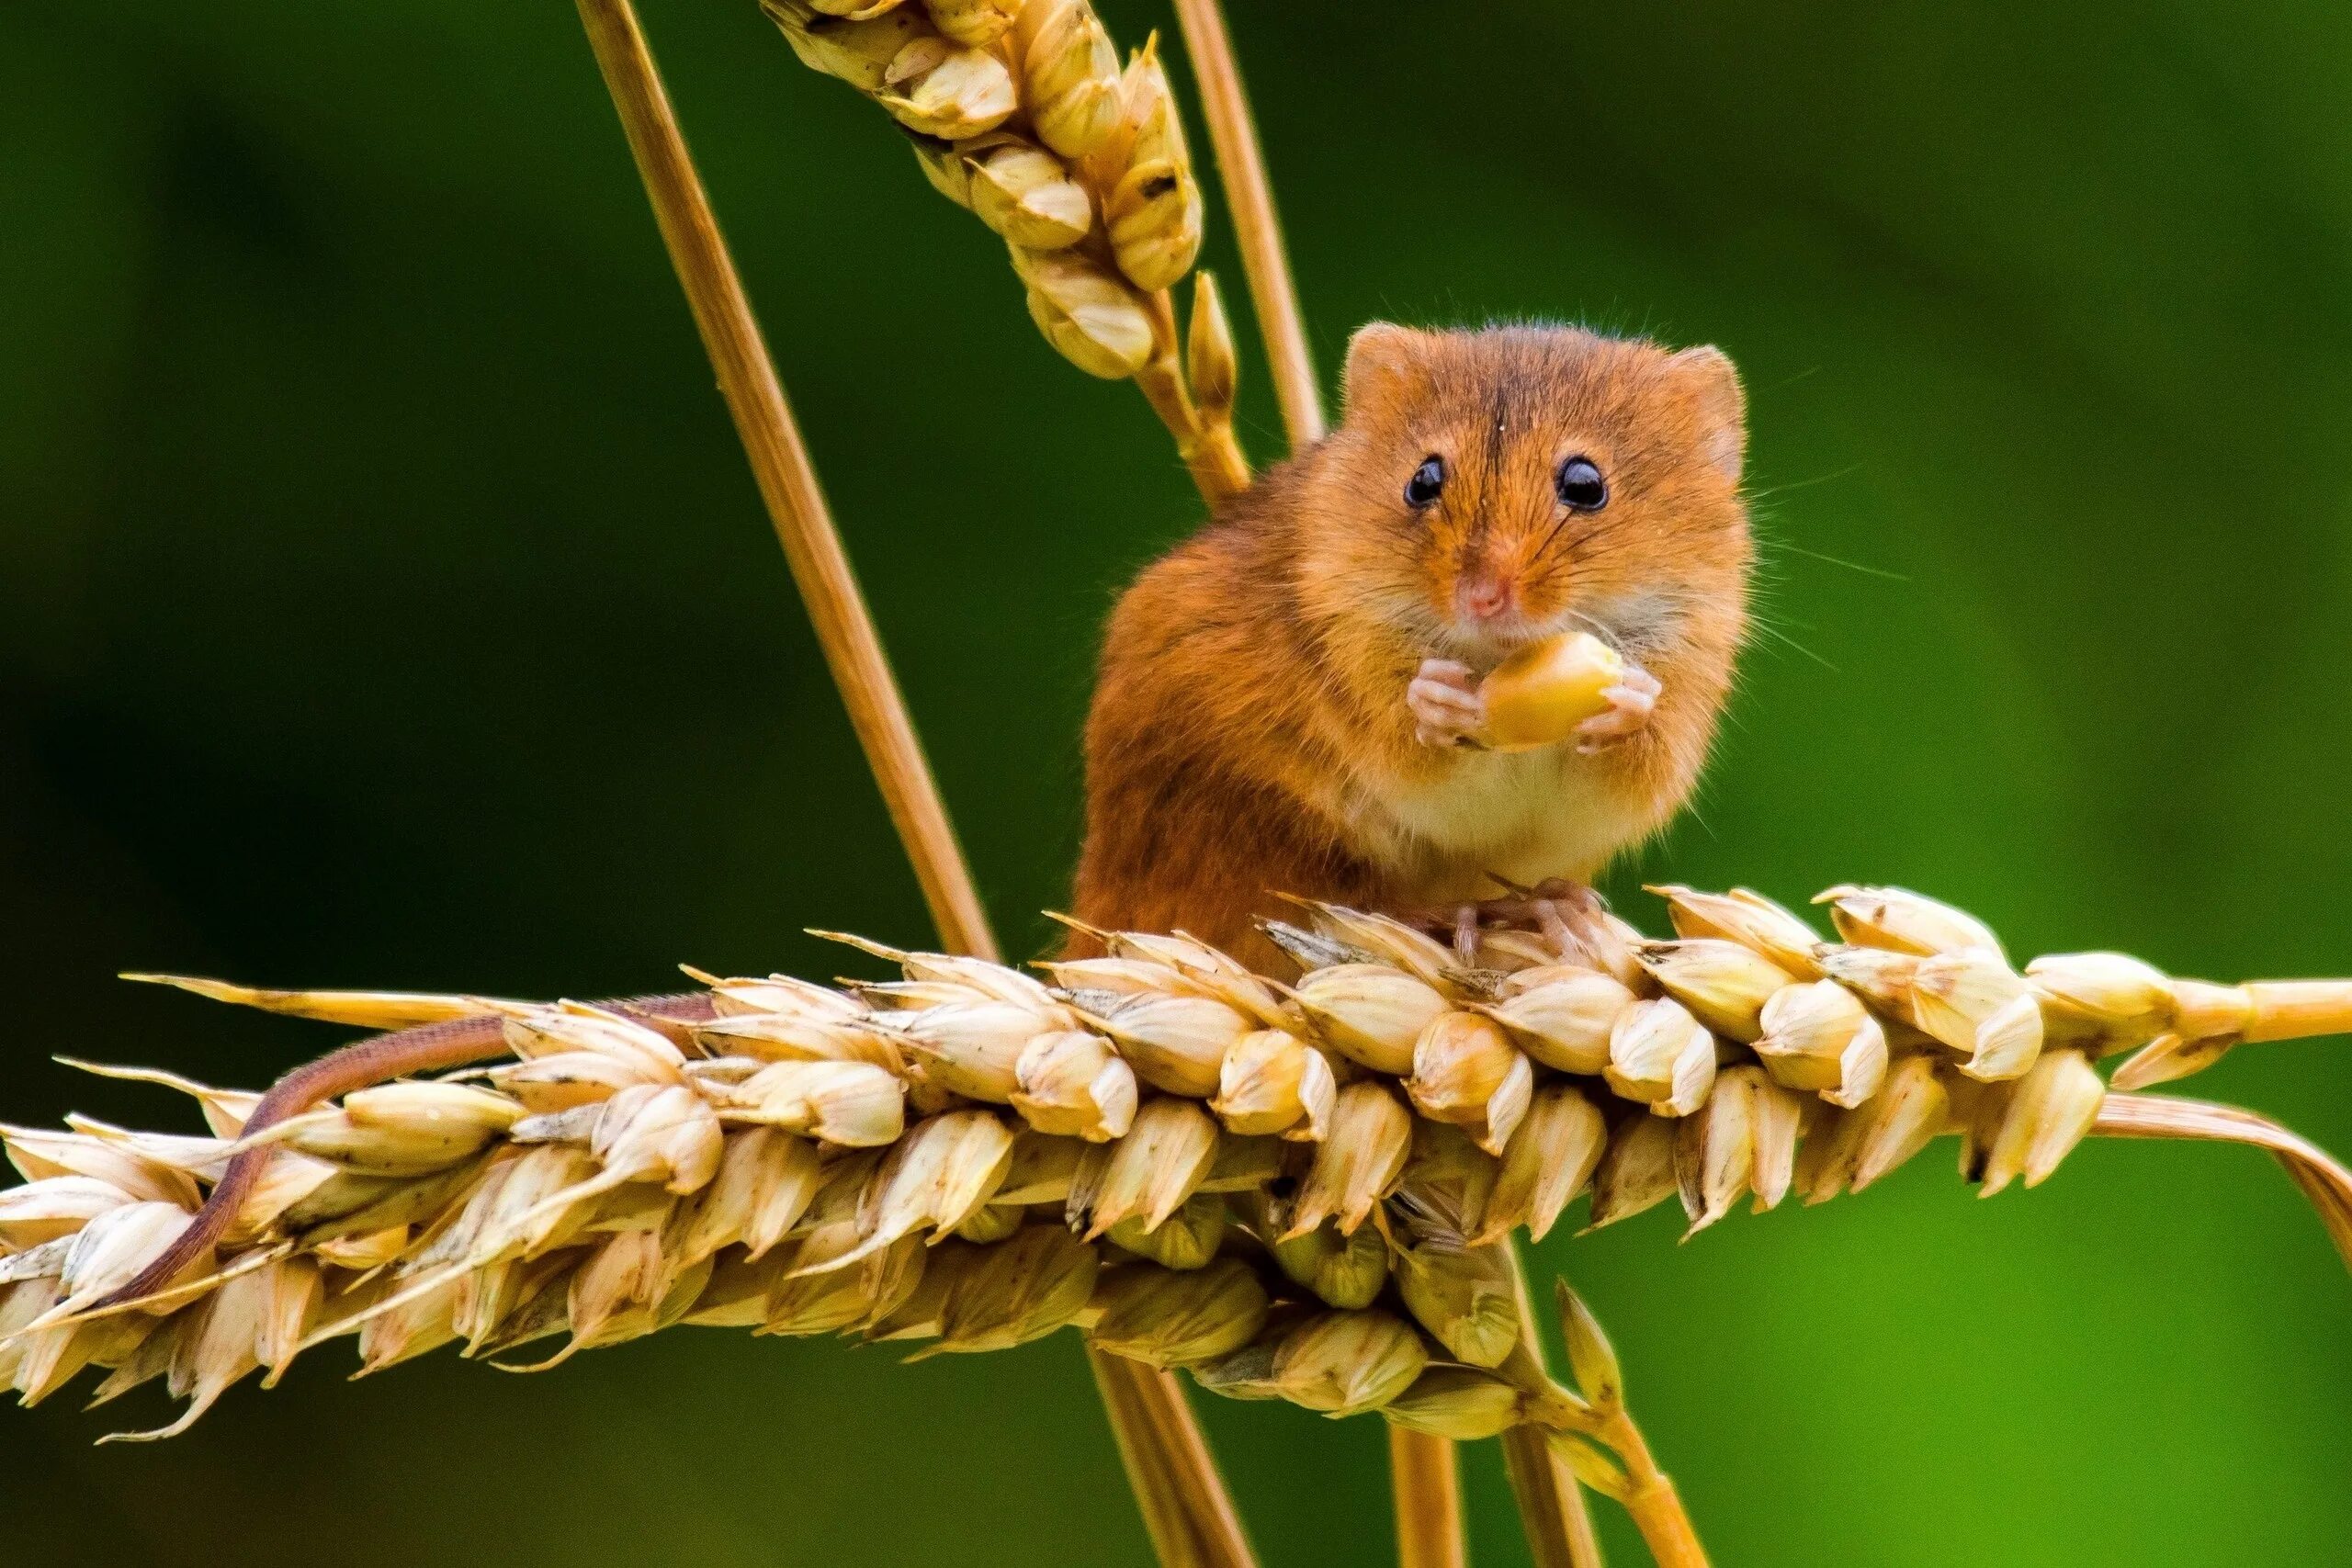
[
  {"xmin": 15, "ymin": 883, "xmax": 2347, "ymax": 1568},
  {"xmin": 760, "ymin": 0, "xmax": 1249, "ymax": 501}
]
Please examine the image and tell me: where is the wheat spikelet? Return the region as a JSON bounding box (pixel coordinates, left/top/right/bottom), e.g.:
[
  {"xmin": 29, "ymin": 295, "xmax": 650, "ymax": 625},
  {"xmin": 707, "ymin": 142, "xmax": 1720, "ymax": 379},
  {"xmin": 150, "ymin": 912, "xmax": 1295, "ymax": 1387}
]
[
  {"xmin": 6, "ymin": 883, "xmax": 2348, "ymax": 1487},
  {"xmin": 759, "ymin": 0, "xmax": 1249, "ymax": 500}
]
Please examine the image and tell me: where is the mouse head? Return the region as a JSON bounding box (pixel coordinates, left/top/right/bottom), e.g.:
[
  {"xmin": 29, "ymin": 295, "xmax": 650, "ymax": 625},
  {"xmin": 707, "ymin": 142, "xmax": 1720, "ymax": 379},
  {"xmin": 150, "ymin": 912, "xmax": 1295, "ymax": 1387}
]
[{"xmin": 1302, "ymin": 322, "xmax": 1750, "ymax": 668}]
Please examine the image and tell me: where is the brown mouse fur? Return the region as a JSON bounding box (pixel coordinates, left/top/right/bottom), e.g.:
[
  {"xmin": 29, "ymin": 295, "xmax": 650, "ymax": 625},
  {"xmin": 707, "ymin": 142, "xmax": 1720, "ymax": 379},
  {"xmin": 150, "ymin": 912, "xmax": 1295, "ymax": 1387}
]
[{"xmin": 1071, "ymin": 322, "xmax": 1751, "ymax": 968}]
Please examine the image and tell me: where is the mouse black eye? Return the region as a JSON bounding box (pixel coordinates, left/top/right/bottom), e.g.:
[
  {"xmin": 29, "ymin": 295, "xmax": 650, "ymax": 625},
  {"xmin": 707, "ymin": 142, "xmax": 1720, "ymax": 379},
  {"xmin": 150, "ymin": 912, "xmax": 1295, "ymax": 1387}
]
[
  {"xmin": 1403, "ymin": 456, "xmax": 1446, "ymax": 509},
  {"xmin": 1555, "ymin": 456, "xmax": 1607, "ymax": 512}
]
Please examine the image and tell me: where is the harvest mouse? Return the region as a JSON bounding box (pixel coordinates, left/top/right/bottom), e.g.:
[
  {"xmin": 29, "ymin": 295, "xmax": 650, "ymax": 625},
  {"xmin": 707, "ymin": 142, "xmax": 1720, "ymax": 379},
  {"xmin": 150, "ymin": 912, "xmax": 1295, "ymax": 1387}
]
[{"xmin": 1071, "ymin": 321, "xmax": 1750, "ymax": 967}]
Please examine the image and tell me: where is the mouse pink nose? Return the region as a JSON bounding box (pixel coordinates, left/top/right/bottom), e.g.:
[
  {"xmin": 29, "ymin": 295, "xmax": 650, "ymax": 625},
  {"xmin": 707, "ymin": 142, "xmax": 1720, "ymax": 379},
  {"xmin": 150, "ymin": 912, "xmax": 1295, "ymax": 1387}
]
[{"xmin": 1456, "ymin": 574, "xmax": 1515, "ymax": 622}]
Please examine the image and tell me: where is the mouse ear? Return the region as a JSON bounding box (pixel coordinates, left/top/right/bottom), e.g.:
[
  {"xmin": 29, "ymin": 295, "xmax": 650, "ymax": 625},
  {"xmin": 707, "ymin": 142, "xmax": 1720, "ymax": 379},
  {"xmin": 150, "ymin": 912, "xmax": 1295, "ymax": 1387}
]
[
  {"xmin": 1341, "ymin": 321, "xmax": 1429, "ymax": 415},
  {"xmin": 1668, "ymin": 345, "xmax": 1746, "ymax": 481}
]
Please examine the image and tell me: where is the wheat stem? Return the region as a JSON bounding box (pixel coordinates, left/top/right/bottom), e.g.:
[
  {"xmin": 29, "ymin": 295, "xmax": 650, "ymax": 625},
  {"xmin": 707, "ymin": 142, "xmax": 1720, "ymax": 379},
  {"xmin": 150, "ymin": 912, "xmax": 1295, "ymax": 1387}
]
[
  {"xmin": 1558, "ymin": 1450, "xmax": 1607, "ymax": 1568},
  {"xmin": 1593, "ymin": 1403, "xmax": 1706, "ymax": 1568},
  {"xmin": 1388, "ymin": 1426, "xmax": 1468, "ymax": 1568},
  {"xmin": 572, "ymin": 6, "xmax": 1251, "ymax": 1561},
  {"xmin": 1091, "ymin": 1348, "xmax": 1257, "ymax": 1567},
  {"xmin": 1499, "ymin": 1424, "xmax": 1606, "ymax": 1568},
  {"xmin": 1168, "ymin": 0, "xmax": 1324, "ymax": 446},
  {"xmin": 572, "ymin": 0, "xmax": 994, "ymax": 962},
  {"xmin": 1520, "ymin": 1276, "xmax": 1706, "ymax": 1567},
  {"xmin": 1091, "ymin": 1350, "xmax": 1193, "ymax": 1562},
  {"xmin": 1498, "ymin": 1245, "xmax": 1607, "ymax": 1568}
]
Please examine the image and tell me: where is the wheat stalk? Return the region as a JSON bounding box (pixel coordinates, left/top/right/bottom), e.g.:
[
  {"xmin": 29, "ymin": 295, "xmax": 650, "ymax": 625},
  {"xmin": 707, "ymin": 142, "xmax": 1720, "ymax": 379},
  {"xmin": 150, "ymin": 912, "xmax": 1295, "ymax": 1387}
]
[
  {"xmin": 1497, "ymin": 1251, "xmax": 1609, "ymax": 1568},
  {"xmin": 8, "ymin": 881, "xmax": 2344, "ymax": 1562}
]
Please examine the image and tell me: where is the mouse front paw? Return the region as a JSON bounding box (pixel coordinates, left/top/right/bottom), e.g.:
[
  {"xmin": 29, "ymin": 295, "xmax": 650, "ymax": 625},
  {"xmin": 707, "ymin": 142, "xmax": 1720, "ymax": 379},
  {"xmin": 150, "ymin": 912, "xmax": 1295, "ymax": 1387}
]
[
  {"xmin": 1408, "ymin": 659, "xmax": 1486, "ymax": 748},
  {"xmin": 1573, "ymin": 660, "xmax": 1662, "ymax": 753}
]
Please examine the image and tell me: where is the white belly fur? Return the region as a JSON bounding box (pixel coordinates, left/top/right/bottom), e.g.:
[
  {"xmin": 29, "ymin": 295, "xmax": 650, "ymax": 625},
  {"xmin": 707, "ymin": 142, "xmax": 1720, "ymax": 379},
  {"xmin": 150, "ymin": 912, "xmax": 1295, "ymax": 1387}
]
[{"xmin": 1347, "ymin": 748, "xmax": 1655, "ymax": 901}]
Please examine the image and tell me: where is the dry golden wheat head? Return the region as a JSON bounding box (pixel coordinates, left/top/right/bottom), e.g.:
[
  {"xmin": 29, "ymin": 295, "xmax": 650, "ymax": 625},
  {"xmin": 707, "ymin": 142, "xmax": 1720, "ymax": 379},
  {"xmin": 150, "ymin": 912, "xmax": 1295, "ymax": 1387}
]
[
  {"xmin": 6, "ymin": 882, "xmax": 2350, "ymax": 1447},
  {"xmin": 757, "ymin": 0, "xmax": 1248, "ymax": 497}
]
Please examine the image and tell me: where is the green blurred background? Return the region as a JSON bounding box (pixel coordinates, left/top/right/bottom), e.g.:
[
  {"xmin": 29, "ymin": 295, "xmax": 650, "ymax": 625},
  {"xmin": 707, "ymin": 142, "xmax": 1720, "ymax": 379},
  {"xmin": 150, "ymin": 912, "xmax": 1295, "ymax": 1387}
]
[{"xmin": 5, "ymin": 1, "xmax": 2349, "ymax": 1562}]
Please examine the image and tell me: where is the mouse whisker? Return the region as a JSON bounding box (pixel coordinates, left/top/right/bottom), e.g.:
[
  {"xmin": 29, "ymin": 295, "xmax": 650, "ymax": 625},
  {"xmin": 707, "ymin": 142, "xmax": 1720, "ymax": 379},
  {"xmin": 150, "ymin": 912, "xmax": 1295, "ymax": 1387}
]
[{"xmin": 1558, "ymin": 606, "xmax": 1624, "ymax": 656}]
